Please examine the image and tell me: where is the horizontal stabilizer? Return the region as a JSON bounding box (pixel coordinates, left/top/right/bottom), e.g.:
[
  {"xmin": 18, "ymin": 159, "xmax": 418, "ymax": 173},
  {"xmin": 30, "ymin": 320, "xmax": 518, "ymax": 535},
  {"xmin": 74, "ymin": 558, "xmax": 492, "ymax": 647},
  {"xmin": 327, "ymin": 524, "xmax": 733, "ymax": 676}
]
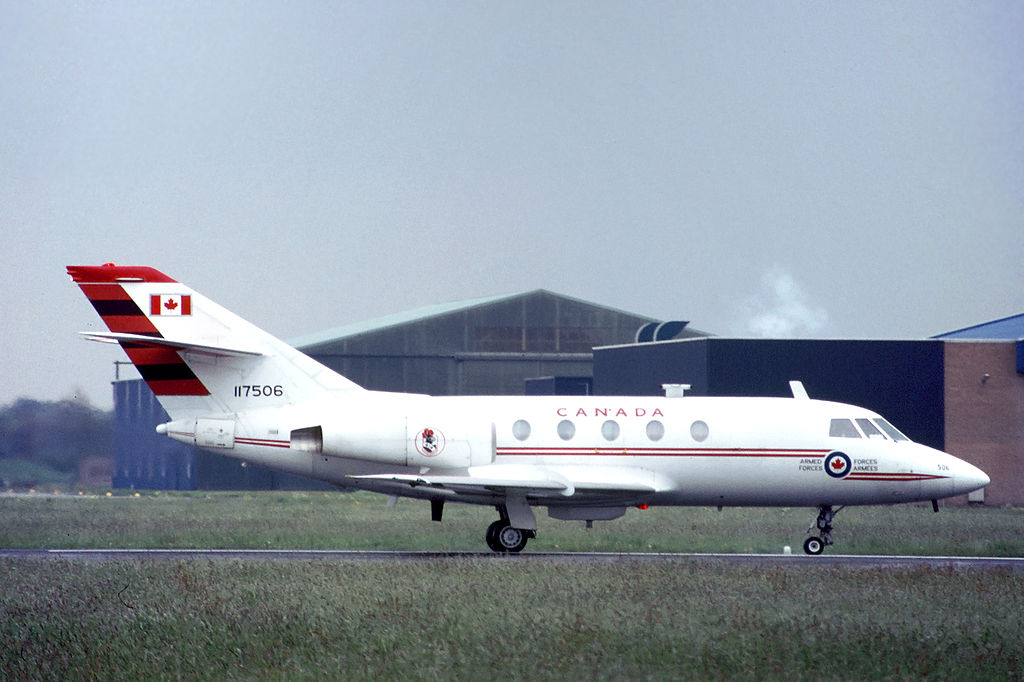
[{"xmin": 79, "ymin": 331, "xmax": 264, "ymax": 358}]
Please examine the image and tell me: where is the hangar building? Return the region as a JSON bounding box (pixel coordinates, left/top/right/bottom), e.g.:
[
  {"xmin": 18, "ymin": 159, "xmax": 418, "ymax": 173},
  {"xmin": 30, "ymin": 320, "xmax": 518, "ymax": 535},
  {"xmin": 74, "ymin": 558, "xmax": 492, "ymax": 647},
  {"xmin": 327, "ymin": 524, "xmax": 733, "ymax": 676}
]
[{"xmin": 285, "ymin": 289, "xmax": 679, "ymax": 396}]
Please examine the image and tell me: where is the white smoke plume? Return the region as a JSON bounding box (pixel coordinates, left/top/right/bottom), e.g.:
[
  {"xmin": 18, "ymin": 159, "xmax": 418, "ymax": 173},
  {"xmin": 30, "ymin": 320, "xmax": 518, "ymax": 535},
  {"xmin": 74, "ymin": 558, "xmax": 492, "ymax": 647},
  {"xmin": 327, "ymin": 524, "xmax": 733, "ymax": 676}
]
[{"xmin": 744, "ymin": 267, "xmax": 829, "ymax": 338}]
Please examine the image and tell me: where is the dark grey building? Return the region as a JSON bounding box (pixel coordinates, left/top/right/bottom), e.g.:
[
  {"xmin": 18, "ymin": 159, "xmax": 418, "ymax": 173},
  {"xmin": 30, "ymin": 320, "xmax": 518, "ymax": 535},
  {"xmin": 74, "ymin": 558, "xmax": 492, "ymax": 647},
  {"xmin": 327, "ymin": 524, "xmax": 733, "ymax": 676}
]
[{"xmin": 594, "ymin": 338, "xmax": 946, "ymax": 450}]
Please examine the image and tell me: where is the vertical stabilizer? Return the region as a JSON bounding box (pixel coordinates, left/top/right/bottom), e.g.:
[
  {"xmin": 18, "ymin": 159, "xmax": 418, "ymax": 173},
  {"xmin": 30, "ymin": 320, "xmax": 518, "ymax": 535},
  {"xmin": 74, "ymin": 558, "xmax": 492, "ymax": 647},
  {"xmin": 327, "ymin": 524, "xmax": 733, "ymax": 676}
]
[{"xmin": 68, "ymin": 264, "xmax": 363, "ymax": 420}]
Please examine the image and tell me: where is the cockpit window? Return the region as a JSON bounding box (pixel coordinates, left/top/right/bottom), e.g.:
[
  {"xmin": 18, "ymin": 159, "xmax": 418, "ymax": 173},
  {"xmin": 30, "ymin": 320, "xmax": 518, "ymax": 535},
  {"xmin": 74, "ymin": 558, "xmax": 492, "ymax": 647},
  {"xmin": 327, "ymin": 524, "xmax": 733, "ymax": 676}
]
[
  {"xmin": 829, "ymin": 419, "xmax": 861, "ymax": 438},
  {"xmin": 856, "ymin": 418, "xmax": 886, "ymax": 439},
  {"xmin": 873, "ymin": 418, "xmax": 909, "ymax": 441}
]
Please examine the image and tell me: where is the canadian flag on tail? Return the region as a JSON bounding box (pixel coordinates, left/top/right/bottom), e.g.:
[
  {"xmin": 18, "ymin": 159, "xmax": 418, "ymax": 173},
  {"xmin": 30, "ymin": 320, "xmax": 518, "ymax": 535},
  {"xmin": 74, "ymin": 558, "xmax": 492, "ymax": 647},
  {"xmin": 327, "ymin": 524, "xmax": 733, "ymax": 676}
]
[{"xmin": 150, "ymin": 294, "xmax": 192, "ymax": 316}]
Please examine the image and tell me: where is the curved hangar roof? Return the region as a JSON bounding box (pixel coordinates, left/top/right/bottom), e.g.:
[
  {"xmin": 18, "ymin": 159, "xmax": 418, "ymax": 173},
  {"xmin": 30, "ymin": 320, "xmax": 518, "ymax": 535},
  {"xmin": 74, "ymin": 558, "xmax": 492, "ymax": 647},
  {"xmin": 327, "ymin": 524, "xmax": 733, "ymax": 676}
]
[{"xmin": 289, "ymin": 289, "xmax": 707, "ymax": 355}]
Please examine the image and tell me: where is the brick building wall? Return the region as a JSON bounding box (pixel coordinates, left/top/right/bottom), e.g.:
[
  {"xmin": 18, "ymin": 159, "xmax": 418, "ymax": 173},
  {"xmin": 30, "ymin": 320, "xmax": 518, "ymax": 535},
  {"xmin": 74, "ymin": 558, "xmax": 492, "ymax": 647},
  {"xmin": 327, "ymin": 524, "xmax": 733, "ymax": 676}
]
[{"xmin": 944, "ymin": 341, "xmax": 1024, "ymax": 505}]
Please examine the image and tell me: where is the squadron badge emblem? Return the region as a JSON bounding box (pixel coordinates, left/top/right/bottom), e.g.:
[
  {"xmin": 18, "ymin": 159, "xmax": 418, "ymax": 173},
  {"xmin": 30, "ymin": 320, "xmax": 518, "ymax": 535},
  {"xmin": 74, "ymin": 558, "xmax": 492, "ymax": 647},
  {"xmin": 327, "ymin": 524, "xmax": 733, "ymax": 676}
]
[{"xmin": 415, "ymin": 427, "xmax": 446, "ymax": 457}]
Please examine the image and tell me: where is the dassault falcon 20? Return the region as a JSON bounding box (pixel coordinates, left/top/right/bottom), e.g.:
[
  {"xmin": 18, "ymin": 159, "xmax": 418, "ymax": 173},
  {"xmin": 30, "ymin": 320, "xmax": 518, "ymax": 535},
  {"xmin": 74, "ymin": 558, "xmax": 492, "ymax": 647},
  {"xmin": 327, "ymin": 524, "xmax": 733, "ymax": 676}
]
[{"xmin": 69, "ymin": 264, "xmax": 989, "ymax": 554}]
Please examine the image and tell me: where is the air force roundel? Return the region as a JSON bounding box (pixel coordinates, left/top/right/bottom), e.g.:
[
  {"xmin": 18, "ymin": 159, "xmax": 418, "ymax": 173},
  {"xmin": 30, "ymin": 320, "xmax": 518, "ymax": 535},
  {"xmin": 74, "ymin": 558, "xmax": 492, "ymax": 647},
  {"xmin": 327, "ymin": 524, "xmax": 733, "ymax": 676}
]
[{"xmin": 825, "ymin": 451, "xmax": 852, "ymax": 478}]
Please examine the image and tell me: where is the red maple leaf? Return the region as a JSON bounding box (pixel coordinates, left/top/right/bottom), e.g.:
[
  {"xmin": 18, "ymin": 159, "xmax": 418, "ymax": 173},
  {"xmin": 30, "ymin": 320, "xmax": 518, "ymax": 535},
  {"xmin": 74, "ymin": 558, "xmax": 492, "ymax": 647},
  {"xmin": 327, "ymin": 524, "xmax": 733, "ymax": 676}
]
[
  {"xmin": 830, "ymin": 457, "xmax": 845, "ymax": 471},
  {"xmin": 164, "ymin": 298, "xmax": 178, "ymax": 311}
]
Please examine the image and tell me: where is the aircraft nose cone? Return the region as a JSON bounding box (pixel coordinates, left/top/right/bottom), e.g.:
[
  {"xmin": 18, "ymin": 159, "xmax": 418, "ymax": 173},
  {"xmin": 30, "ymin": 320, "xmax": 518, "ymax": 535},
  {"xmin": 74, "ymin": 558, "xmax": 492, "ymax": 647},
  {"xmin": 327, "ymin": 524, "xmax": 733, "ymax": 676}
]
[{"xmin": 952, "ymin": 459, "xmax": 990, "ymax": 496}]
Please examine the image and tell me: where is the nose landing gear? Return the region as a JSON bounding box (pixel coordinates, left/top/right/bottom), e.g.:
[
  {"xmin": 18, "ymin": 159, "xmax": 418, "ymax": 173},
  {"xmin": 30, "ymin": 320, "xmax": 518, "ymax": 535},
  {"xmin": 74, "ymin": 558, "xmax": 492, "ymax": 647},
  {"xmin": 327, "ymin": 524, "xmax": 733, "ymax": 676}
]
[{"xmin": 803, "ymin": 505, "xmax": 844, "ymax": 555}]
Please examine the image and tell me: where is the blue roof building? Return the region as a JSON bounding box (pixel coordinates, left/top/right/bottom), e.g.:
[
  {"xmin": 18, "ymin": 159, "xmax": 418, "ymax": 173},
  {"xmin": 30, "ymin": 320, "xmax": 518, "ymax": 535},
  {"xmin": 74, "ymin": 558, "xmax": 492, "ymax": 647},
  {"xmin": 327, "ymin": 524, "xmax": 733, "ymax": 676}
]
[{"xmin": 932, "ymin": 313, "xmax": 1024, "ymax": 340}]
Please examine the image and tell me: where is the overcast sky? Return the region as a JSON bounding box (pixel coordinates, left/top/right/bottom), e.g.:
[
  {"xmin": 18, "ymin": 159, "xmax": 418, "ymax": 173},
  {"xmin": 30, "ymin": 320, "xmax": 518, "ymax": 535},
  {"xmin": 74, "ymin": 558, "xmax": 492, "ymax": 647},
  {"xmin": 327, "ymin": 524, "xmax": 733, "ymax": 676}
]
[{"xmin": 3, "ymin": 2, "xmax": 1022, "ymax": 409}]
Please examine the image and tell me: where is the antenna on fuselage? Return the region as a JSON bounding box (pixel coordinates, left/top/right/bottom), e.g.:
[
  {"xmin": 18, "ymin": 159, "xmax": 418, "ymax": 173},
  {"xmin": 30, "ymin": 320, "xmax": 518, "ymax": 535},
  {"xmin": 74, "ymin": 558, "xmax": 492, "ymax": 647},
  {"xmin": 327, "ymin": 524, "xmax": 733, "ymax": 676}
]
[
  {"xmin": 662, "ymin": 384, "xmax": 691, "ymax": 398},
  {"xmin": 789, "ymin": 381, "xmax": 810, "ymax": 400}
]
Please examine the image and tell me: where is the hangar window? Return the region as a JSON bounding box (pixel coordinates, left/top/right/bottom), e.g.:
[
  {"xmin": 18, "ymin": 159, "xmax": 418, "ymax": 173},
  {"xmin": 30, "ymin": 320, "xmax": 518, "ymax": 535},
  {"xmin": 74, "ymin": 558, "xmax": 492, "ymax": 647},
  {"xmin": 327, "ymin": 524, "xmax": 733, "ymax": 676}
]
[
  {"xmin": 646, "ymin": 420, "xmax": 665, "ymax": 442},
  {"xmin": 690, "ymin": 420, "xmax": 709, "ymax": 442},
  {"xmin": 512, "ymin": 419, "xmax": 531, "ymax": 441},
  {"xmin": 557, "ymin": 419, "xmax": 576, "ymax": 440},
  {"xmin": 856, "ymin": 418, "xmax": 886, "ymax": 440},
  {"xmin": 601, "ymin": 420, "xmax": 620, "ymax": 441},
  {"xmin": 873, "ymin": 418, "xmax": 909, "ymax": 441},
  {"xmin": 829, "ymin": 419, "xmax": 861, "ymax": 438}
]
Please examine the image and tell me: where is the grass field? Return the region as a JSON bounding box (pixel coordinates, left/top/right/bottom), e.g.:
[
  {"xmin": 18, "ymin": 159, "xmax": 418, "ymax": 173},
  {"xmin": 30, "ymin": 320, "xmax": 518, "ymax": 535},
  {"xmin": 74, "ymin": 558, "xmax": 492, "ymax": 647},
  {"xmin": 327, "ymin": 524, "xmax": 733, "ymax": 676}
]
[
  {"xmin": 2, "ymin": 492, "xmax": 1023, "ymax": 680},
  {"xmin": 2, "ymin": 490, "xmax": 1023, "ymax": 555}
]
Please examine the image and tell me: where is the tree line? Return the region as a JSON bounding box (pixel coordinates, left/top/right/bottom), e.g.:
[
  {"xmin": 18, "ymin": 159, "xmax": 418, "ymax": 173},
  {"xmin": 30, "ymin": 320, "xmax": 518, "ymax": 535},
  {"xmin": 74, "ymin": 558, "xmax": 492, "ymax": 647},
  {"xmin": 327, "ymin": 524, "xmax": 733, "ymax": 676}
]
[{"xmin": 0, "ymin": 399, "xmax": 112, "ymax": 488}]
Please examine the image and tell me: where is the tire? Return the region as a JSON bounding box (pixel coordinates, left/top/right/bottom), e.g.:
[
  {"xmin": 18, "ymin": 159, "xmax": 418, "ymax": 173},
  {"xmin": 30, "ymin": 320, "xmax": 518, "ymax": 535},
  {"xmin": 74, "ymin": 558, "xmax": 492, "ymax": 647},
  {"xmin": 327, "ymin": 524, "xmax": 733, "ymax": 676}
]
[
  {"xmin": 485, "ymin": 520, "xmax": 505, "ymax": 552},
  {"xmin": 496, "ymin": 524, "xmax": 528, "ymax": 553},
  {"xmin": 803, "ymin": 536, "xmax": 825, "ymax": 555}
]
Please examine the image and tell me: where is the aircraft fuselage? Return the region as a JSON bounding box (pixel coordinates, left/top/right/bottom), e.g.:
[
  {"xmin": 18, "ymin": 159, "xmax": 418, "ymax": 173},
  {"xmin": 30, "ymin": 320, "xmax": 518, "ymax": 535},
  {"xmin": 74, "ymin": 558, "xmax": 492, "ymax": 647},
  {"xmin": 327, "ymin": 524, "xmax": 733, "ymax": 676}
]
[{"xmin": 163, "ymin": 392, "xmax": 984, "ymax": 510}]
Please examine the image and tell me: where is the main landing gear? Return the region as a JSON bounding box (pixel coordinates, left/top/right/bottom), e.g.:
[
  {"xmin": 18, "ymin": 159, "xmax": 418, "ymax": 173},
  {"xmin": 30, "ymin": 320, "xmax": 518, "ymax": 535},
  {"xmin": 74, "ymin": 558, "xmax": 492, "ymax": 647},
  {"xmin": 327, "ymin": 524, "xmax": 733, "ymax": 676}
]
[
  {"xmin": 485, "ymin": 507, "xmax": 536, "ymax": 553},
  {"xmin": 803, "ymin": 505, "xmax": 844, "ymax": 555}
]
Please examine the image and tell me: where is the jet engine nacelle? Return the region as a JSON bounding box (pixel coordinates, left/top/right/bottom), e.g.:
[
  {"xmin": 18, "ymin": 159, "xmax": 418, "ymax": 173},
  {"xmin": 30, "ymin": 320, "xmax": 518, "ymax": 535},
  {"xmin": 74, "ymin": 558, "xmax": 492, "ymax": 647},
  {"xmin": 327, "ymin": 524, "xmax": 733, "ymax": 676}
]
[
  {"xmin": 293, "ymin": 406, "xmax": 495, "ymax": 470},
  {"xmin": 405, "ymin": 408, "xmax": 495, "ymax": 469}
]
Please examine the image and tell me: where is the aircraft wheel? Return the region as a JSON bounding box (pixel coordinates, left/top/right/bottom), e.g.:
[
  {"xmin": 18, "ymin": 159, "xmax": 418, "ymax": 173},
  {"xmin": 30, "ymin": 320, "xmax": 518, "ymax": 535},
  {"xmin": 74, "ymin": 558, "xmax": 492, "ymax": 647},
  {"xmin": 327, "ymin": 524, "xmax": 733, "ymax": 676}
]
[
  {"xmin": 485, "ymin": 520, "xmax": 505, "ymax": 552},
  {"xmin": 803, "ymin": 536, "xmax": 825, "ymax": 555},
  {"xmin": 496, "ymin": 524, "xmax": 528, "ymax": 553}
]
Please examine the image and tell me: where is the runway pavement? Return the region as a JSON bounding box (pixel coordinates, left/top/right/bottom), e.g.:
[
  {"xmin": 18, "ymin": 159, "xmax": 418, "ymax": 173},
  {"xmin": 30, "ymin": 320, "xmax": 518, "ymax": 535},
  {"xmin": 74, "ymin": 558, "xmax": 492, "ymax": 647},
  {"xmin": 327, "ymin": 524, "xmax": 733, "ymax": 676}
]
[{"xmin": 1, "ymin": 548, "xmax": 1022, "ymax": 570}]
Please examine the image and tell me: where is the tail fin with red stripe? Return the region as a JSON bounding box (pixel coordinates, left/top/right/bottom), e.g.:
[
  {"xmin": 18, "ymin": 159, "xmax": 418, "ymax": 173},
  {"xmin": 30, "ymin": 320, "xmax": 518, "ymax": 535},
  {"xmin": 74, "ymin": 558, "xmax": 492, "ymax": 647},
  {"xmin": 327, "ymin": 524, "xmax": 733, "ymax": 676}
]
[{"xmin": 68, "ymin": 264, "xmax": 363, "ymax": 420}]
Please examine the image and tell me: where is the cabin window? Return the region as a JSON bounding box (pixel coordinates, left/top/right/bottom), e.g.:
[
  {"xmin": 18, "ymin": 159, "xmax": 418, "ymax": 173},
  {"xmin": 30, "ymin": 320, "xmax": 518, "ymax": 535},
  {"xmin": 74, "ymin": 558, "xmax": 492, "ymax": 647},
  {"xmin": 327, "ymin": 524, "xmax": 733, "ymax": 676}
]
[
  {"xmin": 646, "ymin": 420, "xmax": 665, "ymax": 442},
  {"xmin": 690, "ymin": 420, "xmax": 709, "ymax": 442},
  {"xmin": 856, "ymin": 418, "xmax": 886, "ymax": 439},
  {"xmin": 557, "ymin": 420, "xmax": 576, "ymax": 440},
  {"xmin": 873, "ymin": 418, "xmax": 909, "ymax": 441},
  {"xmin": 601, "ymin": 420, "xmax": 620, "ymax": 441},
  {"xmin": 829, "ymin": 419, "xmax": 861, "ymax": 438},
  {"xmin": 512, "ymin": 419, "xmax": 531, "ymax": 441}
]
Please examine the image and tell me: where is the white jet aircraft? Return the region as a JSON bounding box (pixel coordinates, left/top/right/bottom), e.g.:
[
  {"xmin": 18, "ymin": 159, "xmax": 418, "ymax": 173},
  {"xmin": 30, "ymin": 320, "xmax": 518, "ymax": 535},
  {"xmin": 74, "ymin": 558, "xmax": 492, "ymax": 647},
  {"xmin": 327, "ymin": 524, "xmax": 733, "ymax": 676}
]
[{"xmin": 69, "ymin": 264, "xmax": 989, "ymax": 554}]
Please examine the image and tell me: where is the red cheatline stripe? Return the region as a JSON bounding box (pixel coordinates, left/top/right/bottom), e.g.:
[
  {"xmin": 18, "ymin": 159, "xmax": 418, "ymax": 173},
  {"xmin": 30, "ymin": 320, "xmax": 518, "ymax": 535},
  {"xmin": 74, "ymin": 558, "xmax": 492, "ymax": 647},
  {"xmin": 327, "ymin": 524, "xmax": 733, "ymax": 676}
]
[
  {"xmin": 497, "ymin": 447, "xmax": 831, "ymax": 458},
  {"xmin": 236, "ymin": 438, "xmax": 291, "ymax": 449},
  {"xmin": 846, "ymin": 473, "xmax": 947, "ymax": 481}
]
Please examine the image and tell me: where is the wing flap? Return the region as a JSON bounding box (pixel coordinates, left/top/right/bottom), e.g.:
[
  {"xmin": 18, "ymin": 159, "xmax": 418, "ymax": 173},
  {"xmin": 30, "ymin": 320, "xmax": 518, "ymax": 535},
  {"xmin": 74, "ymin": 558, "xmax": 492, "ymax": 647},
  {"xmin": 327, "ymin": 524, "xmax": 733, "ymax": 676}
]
[
  {"xmin": 352, "ymin": 471, "xmax": 574, "ymax": 496},
  {"xmin": 351, "ymin": 464, "xmax": 665, "ymax": 498}
]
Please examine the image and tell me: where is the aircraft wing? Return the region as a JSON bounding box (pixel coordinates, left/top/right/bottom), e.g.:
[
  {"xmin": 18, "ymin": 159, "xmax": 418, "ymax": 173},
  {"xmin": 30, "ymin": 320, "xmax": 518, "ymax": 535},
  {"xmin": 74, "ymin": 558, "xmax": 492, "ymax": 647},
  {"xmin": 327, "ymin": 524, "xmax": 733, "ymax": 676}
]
[{"xmin": 351, "ymin": 464, "xmax": 666, "ymax": 499}]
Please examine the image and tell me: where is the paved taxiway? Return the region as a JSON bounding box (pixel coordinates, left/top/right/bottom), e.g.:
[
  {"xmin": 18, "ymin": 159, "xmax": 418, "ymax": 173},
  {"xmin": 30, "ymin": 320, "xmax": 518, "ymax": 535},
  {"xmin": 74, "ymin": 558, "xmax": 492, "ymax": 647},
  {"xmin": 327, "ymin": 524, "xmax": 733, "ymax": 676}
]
[{"xmin": 1, "ymin": 549, "xmax": 1022, "ymax": 570}]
